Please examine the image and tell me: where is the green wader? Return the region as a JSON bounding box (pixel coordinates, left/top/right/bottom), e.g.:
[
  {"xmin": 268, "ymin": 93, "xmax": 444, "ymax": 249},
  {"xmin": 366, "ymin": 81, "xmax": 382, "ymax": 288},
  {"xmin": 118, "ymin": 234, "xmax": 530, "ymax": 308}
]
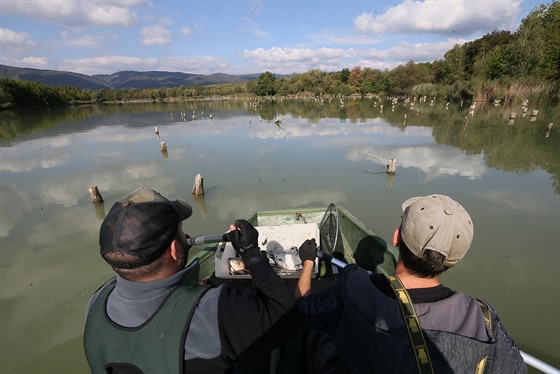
[{"xmin": 84, "ymin": 278, "xmax": 210, "ymax": 374}]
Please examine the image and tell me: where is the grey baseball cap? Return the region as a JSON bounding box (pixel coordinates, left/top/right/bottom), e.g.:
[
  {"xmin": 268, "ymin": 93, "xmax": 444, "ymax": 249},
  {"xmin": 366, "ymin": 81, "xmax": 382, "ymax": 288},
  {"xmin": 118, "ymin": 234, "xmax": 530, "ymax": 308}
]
[{"xmin": 400, "ymin": 194, "xmax": 474, "ymax": 267}]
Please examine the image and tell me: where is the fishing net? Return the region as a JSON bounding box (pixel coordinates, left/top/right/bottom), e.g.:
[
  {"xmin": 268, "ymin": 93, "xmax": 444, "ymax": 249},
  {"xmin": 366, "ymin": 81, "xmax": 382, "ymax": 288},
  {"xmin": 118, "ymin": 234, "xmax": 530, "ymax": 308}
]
[{"xmin": 319, "ymin": 203, "xmax": 344, "ymax": 257}]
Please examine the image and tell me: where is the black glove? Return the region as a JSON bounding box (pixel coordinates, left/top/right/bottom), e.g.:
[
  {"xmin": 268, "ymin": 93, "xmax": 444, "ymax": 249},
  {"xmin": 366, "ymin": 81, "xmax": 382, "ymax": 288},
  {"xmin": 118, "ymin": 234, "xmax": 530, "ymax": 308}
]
[
  {"xmin": 298, "ymin": 238, "xmax": 317, "ymax": 263},
  {"xmin": 227, "ymin": 219, "xmax": 263, "ymax": 265}
]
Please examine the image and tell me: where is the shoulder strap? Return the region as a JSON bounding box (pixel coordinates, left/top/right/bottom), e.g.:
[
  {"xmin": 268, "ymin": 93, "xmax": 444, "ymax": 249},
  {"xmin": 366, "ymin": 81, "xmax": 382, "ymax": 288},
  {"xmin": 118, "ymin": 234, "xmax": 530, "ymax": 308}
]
[
  {"xmin": 386, "ymin": 275, "xmax": 435, "ymax": 374},
  {"xmin": 476, "ymin": 298, "xmax": 492, "ymax": 330},
  {"xmin": 474, "ymin": 298, "xmax": 493, "ymax": 374}
]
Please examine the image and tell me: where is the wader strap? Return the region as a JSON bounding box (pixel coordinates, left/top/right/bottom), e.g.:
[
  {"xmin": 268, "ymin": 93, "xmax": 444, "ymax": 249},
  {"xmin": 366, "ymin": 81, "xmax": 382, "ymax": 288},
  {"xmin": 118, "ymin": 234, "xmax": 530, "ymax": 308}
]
[
  {"xmin": 474, "ymin": 298, "xmax": 493, "ymax": 374},
  {"xmin": 387, "ymin": 275, "xmax": 434, "ymax": 374}
]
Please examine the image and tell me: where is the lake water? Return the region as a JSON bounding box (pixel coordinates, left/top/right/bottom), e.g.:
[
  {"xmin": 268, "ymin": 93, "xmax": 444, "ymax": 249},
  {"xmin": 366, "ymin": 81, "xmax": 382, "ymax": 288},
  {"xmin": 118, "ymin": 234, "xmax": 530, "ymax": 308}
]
[{"xmin": 1, "ymin": 98, "xmax": 559, "ymax": 373}]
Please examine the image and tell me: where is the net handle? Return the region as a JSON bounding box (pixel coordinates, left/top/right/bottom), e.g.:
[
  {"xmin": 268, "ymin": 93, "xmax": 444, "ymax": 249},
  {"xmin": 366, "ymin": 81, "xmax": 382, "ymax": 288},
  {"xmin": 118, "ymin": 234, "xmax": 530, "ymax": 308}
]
[{"xmin": 318, "ymin": 203, "xmax": 347, "ymax": 269}]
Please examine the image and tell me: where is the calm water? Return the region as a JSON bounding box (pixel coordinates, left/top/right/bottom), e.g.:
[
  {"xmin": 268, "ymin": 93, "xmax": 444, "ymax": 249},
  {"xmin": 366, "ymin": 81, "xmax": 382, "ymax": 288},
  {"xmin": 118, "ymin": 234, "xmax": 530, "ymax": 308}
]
[{"xmin": 1, "ymin": 98, "xmax": 559, "ymax": 373}]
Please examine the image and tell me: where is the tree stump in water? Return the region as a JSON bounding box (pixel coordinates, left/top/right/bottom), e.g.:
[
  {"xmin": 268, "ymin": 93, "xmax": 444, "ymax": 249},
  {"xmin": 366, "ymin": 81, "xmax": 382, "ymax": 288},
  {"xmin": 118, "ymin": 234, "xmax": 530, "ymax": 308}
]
[
  {"xmin": 387, "ymin": 159, "xmax": 397, "ymax": 174},
  {"xmin": 192, "ymin": 174, "xmax": 204, "ymax": 196},
  {"xmin": 88, "ymin": 186, "xmax": 103, "ymax": 204}
]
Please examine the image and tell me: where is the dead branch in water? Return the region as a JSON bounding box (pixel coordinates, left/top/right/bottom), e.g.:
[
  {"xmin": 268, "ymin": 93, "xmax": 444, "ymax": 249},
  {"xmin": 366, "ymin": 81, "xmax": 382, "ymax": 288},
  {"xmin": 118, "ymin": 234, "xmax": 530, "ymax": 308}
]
[
  {"xmin": 365, "ymin": 153, "xmax": 386, "ymax": 165},
  {"xmin": 364, "ymin": 153, "xmax": 397, "ymax": 174}
]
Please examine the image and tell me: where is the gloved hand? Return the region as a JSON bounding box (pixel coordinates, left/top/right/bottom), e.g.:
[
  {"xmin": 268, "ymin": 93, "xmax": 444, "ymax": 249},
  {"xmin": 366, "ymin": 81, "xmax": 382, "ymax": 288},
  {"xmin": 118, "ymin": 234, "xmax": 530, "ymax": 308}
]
[
  {"xmin": 298, "ymin": 238, "xmax": 317, "ymax": 263},
  {"xmin": 227, "ymin": 219, "xmax": 263, "ymax": 266}
]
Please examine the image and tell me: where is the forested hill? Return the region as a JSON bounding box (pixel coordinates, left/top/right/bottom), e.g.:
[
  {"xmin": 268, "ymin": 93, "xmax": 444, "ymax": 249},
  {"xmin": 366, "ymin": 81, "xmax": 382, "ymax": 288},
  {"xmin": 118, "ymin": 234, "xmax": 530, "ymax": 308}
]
[{"xmin": 0, "ymin": 65, "xmax": 262, "ymax": 89}]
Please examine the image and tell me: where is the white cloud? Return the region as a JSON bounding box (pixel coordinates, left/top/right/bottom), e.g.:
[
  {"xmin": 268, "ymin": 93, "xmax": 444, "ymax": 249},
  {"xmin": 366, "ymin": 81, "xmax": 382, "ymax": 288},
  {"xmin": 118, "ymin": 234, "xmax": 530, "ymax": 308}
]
[
  {"xmin": 242, "ymin": 47, "xmax": 354, "ymax": 73},
  {"xmin": 354, "ymin": 0, "xmax": 522, "ymax": 35},
  {"xmin": 311, "ymin": 31, "xmax": 381, "ymax": 46},
  {"xmin": 61, "ymin": 55, "xmax": 159, "ymax": 75},
  {"xmin": 58, "ymin": 30, "xmax": 117, "ymax": 48},
  {"xmin": 88, "ymin": 4, "xmax": 139, "ymax": 26},
  {"xmin": 240, "ymin": 17, "xmax": 269, "ymax": 39},
  {"xmin": 249, "ymin": 0, "xmax": 263, "ymax": 15},
  {"xmin": 241, "ymin": 41, "xmax": 459, "ymax": 73},
  {"xmin": 360, "ymin": 39, "xmax": 467, "ymax": 62},
  {"xmin": 0, "ymin": 28, "xmax": 37, "ymax": 53},
  {"xmin": 180, "ymin": 27, "xmax": 192, "ymax": 36},
  {"xmin": 141, "ymin": 26, "xmax": 172, "ymax": 46},
  {"xmin": 21, "ymin": 56, "xmax": 49, "ymax": 67},
  {"xmin": 2, "ymin": 0, "xmax": 146, "ymax": 27},
  {"xmin": 159, "ymin": 56, "xmax": 231, "ymax": 74}
]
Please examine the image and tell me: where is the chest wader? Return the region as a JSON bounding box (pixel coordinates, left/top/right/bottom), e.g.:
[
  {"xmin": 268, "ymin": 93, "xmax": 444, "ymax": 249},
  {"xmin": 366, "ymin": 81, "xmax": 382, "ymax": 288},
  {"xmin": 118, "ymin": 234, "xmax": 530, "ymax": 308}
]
[
  {"xmin": 387, "ymin": 275, "xmax": 495, "ymax": 374},
  {"xmin": 84, "ymin": 278, "xmax": 210, "ymax": 374}
]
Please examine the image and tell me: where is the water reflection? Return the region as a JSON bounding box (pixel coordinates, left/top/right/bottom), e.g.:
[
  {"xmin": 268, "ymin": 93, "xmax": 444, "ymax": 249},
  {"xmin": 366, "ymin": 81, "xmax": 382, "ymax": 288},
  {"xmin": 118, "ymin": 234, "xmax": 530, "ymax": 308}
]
[{"xmin": 0, "ymin": 98, "xmax": 558, "ymax": 373}]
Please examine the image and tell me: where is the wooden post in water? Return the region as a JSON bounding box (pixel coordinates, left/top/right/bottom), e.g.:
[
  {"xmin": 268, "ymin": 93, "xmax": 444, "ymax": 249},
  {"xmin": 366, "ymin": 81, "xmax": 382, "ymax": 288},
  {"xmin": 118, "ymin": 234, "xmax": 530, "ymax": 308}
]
[
  {"xmin": 530, "ymin": 110, "xmax": 538, "ymax": 122},
  {"xmin": 546, "ymin": 123, "xmax": 554, "ymax": 138},
  {"xmin": 160, "ymin": 141, "xmax": 168, "ymax": 159},
  {"xmin": 387, "ymin": 159, "xmax": 397, "ymax": 174},
  {"xmin": 88, "ymin": 186, "xmax": 103, "ymax": 204},
  {"xmin": 192, "ymin": 173, "xmax": 204, "ymax": 196}
]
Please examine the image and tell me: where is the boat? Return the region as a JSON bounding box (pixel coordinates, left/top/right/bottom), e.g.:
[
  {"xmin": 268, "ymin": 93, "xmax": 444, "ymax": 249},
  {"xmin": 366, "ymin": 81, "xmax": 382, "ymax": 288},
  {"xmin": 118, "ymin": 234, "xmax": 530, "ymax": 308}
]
[
  {"xmin": 188, "ymin": 205, "xmax": 559, "ymax": 374},
  {"xmin": 192, "ymin": 205, "xmax": 399, "ymax": 282}
]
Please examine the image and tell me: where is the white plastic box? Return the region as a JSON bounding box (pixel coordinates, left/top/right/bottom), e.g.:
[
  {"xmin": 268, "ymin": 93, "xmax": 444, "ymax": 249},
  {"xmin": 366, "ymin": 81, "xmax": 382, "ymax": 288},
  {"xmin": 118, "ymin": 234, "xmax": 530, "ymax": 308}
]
[{"xmin": 215, "ymin": 223, "xmax": 319, "ymax": 279}]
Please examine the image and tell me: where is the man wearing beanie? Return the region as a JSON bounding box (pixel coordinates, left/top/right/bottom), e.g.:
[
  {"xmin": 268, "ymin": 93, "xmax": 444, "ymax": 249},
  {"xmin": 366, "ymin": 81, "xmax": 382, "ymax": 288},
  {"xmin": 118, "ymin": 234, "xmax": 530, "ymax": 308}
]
[
  {"xmin": 295, "ymin": 194, "xmax": 526, "ymax": 373},
  {"xmin": 84, "ymin": 187, "xmax": 296, "ymax": 374}
]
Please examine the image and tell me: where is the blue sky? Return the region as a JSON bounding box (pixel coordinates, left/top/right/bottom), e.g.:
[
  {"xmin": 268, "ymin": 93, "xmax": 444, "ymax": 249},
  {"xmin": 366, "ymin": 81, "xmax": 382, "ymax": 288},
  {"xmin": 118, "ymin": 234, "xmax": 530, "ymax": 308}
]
[{"xmin": 0, "ymin": 0, "xmax": 544, "ymax": 76}]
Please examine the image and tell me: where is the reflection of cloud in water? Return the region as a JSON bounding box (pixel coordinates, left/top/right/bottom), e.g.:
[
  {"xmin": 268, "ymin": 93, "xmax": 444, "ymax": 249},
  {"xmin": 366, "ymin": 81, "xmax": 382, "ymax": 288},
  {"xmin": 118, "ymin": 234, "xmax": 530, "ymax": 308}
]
[
  {"xmin": 474, "ymin": 188, "xmax": 553, "ymax": 215},
  {"xmin": 0, "ymin": 161, "xmax": 177, "ymax": 237},
  {"xmin": 347, "ymin": 144, "xmax": 487, "ymax": 180},
  {"xmin": 211, "ymin": 189, "xmax": 347, "ymax": 222},
  {"xmin": 248, "ymin": 118, "xmax": 433, "ymax": 141},
  {"xmin": 1, "ymin": 155, "xmax": 70, "ymax": 172},
  {"xmin": 123, "ymin": 163, "xmax": 162, "ymax": 179},
  {"xmin": 0, "ymin": 185, "xmax": 33, "ymax": 237},
  {"xmin": 83, "ymin": 126, "xmax": 153, "ymax": 144}
]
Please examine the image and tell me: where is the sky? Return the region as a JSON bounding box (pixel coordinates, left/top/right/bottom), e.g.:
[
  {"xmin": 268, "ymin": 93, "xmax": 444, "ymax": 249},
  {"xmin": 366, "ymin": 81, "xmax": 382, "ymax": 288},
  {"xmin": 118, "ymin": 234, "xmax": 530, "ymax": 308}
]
[{"xmin": 0, "ymin": 0, "xmax": 545, "ymax": 77}]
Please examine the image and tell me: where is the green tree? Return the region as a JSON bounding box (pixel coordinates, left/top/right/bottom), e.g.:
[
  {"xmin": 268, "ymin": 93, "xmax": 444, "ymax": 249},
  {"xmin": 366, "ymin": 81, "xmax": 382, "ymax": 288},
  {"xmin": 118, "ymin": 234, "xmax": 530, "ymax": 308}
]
[
  {"xmin": 387, "ymin": 61, "xmax": 434, "ymax": 94},
  {"xmin": 255, "ymin": 71, "xmax": 276, "ymax": 96},
  {"xmin": 437, "ymin": 45, "xmax": 466, "ymax": 84}
]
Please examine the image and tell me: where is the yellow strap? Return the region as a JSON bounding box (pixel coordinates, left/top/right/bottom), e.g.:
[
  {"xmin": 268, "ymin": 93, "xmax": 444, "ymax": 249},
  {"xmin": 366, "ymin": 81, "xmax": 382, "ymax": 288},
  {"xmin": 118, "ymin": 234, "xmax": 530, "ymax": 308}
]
[
  {"xmin": 474, "ymin": 298, "xmax": 493, "ymax": 374},
  {"xmin": 387, "ymin": 275, "xmax": 435, "ymax": 374},
  {"xmin": 475, "ymin": 356, "xmax": 488, "ymax": 374}
]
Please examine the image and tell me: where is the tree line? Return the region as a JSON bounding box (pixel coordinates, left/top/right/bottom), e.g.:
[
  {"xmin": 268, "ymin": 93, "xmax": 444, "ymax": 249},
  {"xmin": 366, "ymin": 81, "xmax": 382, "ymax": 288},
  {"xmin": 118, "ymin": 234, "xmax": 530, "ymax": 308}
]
[{"xmin": 1, "ymin": 2, "xmax": 558, "ymax": 110}]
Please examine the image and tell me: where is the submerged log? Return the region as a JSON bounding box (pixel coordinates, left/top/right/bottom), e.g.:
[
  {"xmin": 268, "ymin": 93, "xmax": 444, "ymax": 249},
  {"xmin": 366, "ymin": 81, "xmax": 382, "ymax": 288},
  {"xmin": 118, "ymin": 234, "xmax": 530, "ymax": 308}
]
[
  {"xmin": 192, "ymin": 173, "xmax": 204, "ymax": 196},
  {"xmin": 88, "ymin": 186, "xmax": 103, "ymax": 204}
]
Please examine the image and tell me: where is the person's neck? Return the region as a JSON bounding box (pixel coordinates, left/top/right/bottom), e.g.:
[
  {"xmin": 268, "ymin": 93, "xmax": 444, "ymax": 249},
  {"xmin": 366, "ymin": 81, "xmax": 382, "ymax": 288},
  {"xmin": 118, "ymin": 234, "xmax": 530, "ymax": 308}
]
[{"xmin": 395, "ymin": 262, "xmax": 440, "ymax": 289}]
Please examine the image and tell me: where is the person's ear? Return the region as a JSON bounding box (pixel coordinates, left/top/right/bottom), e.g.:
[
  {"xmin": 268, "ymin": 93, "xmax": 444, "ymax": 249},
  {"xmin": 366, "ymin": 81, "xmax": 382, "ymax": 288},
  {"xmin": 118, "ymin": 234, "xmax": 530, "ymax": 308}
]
[
  {"xmin": 392, "ymin": 228, "xmax": 400, "ymax": 247},
  {"xmin": 169, "ymin": 239, "xmax": 182, "ymax": 262}
]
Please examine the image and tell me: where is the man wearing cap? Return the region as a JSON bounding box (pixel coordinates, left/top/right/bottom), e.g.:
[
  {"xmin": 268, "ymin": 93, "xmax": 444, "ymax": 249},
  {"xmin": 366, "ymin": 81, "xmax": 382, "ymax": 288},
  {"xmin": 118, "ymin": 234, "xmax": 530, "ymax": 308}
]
[
  {"xmin": 295, "ymin": 194, "xmax": 526, "ymax": 373},
  {"xmin": 84, "ymin": 187, "xmax": 296, "ymax": 374}
]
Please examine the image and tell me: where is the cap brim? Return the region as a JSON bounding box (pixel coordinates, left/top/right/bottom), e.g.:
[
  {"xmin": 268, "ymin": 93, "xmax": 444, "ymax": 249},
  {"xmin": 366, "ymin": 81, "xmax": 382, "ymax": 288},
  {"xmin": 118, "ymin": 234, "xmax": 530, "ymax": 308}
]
[
  {"xmin": 401, "ymin": 196, "xmax": 423, "ymax": 212},
  {"xmin": 171, "ymin": 199, "xmax": 192, "ymax": 220}
]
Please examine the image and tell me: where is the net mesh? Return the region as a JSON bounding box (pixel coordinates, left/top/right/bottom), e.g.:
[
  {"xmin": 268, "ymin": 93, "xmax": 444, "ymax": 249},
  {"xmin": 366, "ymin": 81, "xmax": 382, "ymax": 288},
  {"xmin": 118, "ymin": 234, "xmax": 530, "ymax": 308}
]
[{"xmin": 319, "ymin": 203, "xmax": 343, "ymax": 256}]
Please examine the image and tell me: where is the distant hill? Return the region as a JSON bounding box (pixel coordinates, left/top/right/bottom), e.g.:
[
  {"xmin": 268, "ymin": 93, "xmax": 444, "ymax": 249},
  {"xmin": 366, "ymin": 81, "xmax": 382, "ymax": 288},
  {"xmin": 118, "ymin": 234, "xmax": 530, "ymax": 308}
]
[
  {"xmin": 0, "ymin": 65, "xmax": 112, "ymax": 90},
  {"xmin": 0, "ymin": 65, "xmax": 262, "ymax": 90}
]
